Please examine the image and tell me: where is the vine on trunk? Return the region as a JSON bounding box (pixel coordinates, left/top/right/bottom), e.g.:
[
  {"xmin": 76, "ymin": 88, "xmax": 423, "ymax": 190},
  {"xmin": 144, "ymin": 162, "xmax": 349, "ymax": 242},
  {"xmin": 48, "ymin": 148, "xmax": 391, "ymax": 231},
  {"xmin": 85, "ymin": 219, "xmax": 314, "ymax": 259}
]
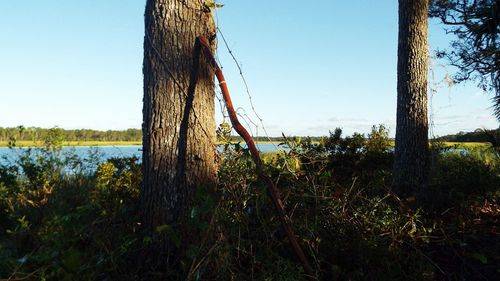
[{"xmin": 197, "ymin": 35, "xmax": 315, "ymax": 279}]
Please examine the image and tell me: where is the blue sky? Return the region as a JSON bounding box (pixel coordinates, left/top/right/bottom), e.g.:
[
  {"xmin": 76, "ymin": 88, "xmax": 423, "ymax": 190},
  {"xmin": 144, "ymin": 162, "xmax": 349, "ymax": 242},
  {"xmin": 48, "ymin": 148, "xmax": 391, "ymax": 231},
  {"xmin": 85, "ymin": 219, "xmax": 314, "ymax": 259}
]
[{"xmin": 0, "ymin": 0, "xmax": 497, "ymax": 137}]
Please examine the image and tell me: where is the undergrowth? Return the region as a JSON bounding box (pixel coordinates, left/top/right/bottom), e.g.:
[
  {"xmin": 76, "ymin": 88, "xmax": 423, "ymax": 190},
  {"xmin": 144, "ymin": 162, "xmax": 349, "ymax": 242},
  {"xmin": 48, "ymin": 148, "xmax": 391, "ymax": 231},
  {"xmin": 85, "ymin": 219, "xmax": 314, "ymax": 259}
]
[{"xmin": 0, "ymin": 125, "xmax": 498, "ymax": 280}]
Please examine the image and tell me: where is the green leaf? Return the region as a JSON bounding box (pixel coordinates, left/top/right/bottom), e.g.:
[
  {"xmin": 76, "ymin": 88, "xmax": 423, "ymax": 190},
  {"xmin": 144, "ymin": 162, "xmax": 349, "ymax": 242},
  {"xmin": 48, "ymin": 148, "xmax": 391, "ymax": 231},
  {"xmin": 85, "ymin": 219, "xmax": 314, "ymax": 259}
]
[
  {"xmin": 143, "ymin": 235, "xmax": 152, "ymax": 244},
  {"xmin": 155, "ymin": 224, "xmax": 181, "ymax": 248},
  {"xmin": 191, "ymin": 206, "xmax": 199, "ymax": 219},
  {"xmin": 61, "ymin": 248, "xmax": 81, "ymax": 273},
  {"xmin": 156, "ymin": 224, "xmax": 170, "ymax": 234},
  {"xmin": 16, "ymin": 255, "xmax": 28, "ymax": 264},
  {"xmin": 471, "ymin": 252, "xmax": 488, "ymax": 264}
]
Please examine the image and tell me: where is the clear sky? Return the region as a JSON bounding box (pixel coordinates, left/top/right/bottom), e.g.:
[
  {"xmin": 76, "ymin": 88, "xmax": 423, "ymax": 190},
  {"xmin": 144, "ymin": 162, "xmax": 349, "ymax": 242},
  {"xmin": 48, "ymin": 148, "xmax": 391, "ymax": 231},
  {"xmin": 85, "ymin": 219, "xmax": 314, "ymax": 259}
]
[{"xmin": 0, "ymin": 0, "xmax": 497, "ymax": 137}]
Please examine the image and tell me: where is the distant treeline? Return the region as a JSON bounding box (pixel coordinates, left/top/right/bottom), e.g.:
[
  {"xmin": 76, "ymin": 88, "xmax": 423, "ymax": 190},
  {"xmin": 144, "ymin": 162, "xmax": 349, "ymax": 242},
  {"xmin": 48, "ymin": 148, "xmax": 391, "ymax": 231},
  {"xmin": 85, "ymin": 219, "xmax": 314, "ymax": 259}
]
[
  {"xmin": 0, "ymin": 126, "xmax": 327, "ymax": 143},
  {"xmin": 0, "ymin": 127, "xmax": 142, "ymax": 142},
  {"xmin": 436, "ymin": 128, "xmax": 500, "ymax": 143},
  {"xmin": 2, "ymin": 126, "xmax": 497, "ymax": 144}
]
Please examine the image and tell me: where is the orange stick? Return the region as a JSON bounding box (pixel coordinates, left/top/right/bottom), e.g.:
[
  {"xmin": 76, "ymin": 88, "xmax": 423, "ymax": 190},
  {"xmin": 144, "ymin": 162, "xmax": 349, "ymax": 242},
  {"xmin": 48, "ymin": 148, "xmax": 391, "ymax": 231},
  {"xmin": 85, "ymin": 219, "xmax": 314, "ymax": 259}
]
[{"xmin": 198, "ymin": 35, "xmax": 314, "ymax": 278}]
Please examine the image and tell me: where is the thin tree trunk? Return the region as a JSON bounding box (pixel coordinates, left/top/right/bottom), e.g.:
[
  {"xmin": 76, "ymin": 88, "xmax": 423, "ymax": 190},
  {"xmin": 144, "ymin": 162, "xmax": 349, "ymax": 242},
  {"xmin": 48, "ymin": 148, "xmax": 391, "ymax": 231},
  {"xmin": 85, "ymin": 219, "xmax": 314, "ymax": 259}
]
[
  {"xmin": 393, "ymin": 0, "xmax": 430, "ymax": 197},
  {"xmin": 141, "ymin": 0, "xmax": 216, "ymax": 236}
]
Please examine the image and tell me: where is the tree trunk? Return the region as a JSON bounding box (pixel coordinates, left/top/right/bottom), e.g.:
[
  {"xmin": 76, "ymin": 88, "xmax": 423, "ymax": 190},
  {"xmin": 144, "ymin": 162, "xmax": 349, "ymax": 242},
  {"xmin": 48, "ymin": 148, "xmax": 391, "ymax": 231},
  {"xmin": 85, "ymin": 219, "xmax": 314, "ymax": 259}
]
[
  {"xmin": 393, "ymin": 0, "xmax": 430, "ymax": 197},
  {"xmin": 141, "ymin": 0, "xmax": 216, "ymax": 236}
]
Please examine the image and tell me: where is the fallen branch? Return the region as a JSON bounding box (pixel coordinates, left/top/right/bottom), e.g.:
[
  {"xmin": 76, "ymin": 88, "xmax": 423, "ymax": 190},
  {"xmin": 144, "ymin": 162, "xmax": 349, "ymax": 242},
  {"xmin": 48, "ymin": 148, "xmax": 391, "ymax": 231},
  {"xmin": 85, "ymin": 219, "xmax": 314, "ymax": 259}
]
[{"xmin": 197, "ymin": 35, "xmax": 314, "ymax": 278}]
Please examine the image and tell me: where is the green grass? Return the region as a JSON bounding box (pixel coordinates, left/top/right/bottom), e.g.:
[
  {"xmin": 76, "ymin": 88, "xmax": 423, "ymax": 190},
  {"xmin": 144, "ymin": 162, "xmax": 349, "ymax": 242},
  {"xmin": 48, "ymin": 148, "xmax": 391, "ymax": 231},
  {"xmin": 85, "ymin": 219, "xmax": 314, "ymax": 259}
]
[
  {"xmin": 385, "ymin": 140, "xmax": 491, "ymax": 148},
  {"xmin": 386, "ymin": 140, "xmax": 491, "ymax": 148},
  {"xmin": 442, "ymin": 141, "xmax": 491, "ymax": 149}
]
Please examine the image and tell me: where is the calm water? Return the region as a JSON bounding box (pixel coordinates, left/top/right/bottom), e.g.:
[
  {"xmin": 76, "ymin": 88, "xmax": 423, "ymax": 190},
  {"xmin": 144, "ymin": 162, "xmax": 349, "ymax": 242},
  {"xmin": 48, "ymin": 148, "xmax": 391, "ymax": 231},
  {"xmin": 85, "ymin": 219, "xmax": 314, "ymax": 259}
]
[{"xmin": 0, "ymin": 143, "xmax": 283, "ymax": 166}]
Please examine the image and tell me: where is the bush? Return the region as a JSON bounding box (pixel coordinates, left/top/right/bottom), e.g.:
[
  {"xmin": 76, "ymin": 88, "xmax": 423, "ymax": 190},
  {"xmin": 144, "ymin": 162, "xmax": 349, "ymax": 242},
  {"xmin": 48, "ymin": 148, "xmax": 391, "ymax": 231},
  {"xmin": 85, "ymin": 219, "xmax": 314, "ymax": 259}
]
[
  {"xmin": 428, "ymin": 148, "xmax": 500, "ymax": 208},
  {"xmin": 0, "ymin": 146, "xmax": 142, "ymax": 280},
  {"xmin": 0, "ymin": 127, "xmax": 498, "ymax": 280}
]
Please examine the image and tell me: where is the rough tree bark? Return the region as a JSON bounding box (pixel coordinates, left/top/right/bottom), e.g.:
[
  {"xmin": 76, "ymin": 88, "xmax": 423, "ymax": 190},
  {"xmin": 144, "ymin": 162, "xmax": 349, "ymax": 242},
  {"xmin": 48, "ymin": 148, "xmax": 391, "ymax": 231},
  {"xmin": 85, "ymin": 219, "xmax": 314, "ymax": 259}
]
[
  {"xmin": 141, "ymin": 0, "xmax": 216, "ymax": 236},
  {"xmin": 393, "ymin": 0, "xmax": 430, "ymax": 197}
]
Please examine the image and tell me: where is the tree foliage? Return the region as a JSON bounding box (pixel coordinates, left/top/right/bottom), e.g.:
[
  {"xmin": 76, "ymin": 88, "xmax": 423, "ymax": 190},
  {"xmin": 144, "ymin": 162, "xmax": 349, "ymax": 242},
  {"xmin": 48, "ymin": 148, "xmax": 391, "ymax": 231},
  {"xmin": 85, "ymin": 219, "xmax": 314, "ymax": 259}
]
[{"xmin": 430, "ymin": 0, "xmax": 500, "ymax": 118}]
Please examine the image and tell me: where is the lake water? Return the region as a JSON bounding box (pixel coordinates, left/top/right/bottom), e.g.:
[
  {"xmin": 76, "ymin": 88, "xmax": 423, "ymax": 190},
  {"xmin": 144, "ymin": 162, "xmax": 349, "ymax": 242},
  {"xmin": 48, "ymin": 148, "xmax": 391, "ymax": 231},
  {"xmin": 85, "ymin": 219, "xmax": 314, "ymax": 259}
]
[{"xmin": 0, "ymin": 143, "xmax": 283, "ymax": 166}]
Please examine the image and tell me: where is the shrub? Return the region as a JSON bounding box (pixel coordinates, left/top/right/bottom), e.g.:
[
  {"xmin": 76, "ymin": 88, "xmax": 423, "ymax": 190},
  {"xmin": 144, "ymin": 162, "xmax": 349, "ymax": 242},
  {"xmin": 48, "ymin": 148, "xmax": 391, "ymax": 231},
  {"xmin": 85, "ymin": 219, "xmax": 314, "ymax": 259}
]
[{"xmin": 0, "ymin": 127, "xmax": 498, "ymax": 280}]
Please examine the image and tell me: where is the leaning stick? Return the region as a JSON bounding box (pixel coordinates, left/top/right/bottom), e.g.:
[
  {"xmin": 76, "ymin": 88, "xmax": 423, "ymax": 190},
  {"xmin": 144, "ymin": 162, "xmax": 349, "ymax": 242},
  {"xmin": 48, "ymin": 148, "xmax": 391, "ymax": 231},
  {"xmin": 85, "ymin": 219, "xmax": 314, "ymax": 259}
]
[{"xmin": 197, "ymin": 35, "xmax": 314, "ymax": 278}]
